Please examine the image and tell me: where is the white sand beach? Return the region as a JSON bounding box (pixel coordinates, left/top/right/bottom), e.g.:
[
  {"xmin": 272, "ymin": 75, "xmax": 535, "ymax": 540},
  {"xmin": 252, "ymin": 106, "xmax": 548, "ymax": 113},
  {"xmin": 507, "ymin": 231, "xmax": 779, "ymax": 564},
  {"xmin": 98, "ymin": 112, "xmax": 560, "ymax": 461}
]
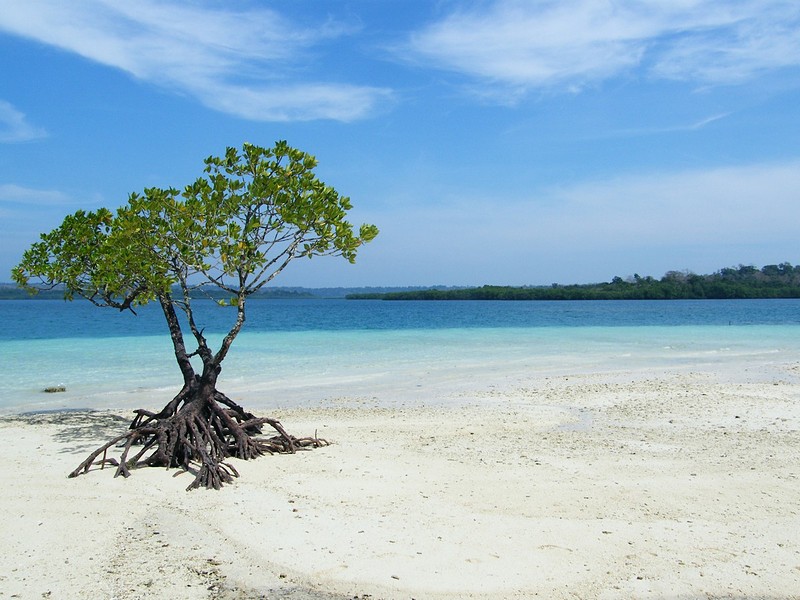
[{"xmin": 2, "ymin": 361, "xmax": 800, "ymax": 599}]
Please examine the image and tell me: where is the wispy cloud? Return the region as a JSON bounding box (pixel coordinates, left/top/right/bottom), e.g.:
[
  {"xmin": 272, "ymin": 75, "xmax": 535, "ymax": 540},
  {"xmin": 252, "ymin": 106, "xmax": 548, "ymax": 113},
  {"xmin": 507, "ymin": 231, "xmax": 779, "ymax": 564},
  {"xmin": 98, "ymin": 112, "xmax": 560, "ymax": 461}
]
[
  {"xmin": 0, "ymin": 183, "xmax": 70, "ymax": 207},
  {"xmin": 606, "ymin": 111, "xmax": 733, "ymax": 138},
  {"xmin": 361, "ymin": 159, "xmax": 800, "ymax": 284},
  {"xmin": 404, "ymin": 0, "xmax": 800, "ymax": 99},
  {"xmin": 686, "ymin": 113, "xmax": 732, "ymax": 130},
  {"xmin": 530, "ymin": 161, "xmax": 800, "ymax": 247},
  {"xmin": 0, "ymin": 183, "xmax": 73, "ymax": 232},
  {"xmin": 0, "ymin": 100, "xmax": 46, "ymax": 142},
  {"xmin": 0, "ymin": 1, "xmax": 392, "ymax": 122}
]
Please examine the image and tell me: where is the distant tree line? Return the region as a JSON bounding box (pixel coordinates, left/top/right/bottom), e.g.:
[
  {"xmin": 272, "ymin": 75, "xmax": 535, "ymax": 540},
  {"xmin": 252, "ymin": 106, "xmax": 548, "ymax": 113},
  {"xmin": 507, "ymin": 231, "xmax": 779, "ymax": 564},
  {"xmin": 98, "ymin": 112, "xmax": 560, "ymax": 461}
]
[
  {"xmin": 347, "ymin": 263, "xmax": 800, "ymax": 300},
  {"xmin": 0, "ymin": 282, "xmax": 439, "ymax": 300},
  {"xmin": 0, "ymin": 282, "xmax": 314, "ymax": 300}
]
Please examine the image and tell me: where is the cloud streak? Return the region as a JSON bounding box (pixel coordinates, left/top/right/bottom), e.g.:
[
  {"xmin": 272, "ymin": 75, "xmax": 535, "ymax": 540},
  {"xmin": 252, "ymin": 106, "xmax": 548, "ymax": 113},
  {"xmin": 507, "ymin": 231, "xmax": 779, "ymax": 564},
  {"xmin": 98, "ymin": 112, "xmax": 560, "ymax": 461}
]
[
  {"xmin": 0, "ymin": 100, "xmax": 46, "ymax": 142},
  {"xmin": 0, "ymin": 184, "xmax": 117, "ymax": 266},
  {"xmin": 0, "ymin": 184, "xmax": 74, "ymax": 242},
  {"xmin": 0, "ymin": 0, "xmax": 392, "ymax": 122},
  {"xmin": 531, "ymin": 161, "xmax": 800, "ymax": 246},
  {"xmin": 0, "ymin": 183, "xmax": 70, "ymax": 207},
  {"xmin": 359, "ymin": 159, "xmax": 800, "ymax": 284},
  {"xmin": 604, "ymin": 111, "xmax": 733, "ymax": 139},
  {"xmin": 405, "ymin": 0, "xmax": 800, "ymax": 99}
]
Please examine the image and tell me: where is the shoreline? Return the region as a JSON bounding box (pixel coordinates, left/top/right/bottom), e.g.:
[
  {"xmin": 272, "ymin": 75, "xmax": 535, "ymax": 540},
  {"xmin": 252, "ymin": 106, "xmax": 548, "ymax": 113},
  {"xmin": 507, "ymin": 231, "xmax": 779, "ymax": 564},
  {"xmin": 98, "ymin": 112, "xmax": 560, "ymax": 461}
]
[
  {"xmin": 2, "ymin": 363, "xmax": 800, "ymax": 598},
  {"xmin": 6, "ymin": 318, "xmax": 800, "ymax": 416}
]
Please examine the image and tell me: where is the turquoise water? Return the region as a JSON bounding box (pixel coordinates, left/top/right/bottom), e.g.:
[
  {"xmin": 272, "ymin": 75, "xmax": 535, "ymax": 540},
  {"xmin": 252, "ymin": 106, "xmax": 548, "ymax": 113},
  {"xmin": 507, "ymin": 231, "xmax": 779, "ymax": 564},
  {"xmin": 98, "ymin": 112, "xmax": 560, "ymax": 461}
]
[{"xmin": 2, "ymin": 299, "xmax": 800, "ymax": 413}]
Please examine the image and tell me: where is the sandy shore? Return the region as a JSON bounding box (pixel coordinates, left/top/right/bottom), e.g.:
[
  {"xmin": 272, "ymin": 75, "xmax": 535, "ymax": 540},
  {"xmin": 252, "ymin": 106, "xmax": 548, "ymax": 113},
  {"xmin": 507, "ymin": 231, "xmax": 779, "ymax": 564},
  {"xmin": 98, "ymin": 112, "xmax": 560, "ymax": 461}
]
[{"xmin": 2, "ymin": 362, "xmax": 800, "ymax": 599}]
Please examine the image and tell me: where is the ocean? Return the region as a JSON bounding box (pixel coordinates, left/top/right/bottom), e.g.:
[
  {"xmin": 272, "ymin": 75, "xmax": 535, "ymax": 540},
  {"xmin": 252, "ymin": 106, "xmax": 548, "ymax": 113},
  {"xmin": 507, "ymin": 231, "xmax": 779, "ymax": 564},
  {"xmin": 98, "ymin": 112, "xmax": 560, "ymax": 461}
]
[{"xmin": 2, "ymin": 298, "xmax": 800, "ymax": 413}]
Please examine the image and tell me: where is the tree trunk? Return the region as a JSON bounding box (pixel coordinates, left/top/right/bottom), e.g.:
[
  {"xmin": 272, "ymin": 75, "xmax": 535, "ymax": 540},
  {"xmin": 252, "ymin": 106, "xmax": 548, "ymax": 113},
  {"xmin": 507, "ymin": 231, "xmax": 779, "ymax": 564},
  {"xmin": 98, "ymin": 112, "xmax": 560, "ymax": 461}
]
[
  {"xmin": 69, "ymin": 294, "xmax": 325, "ymax": 490},
  {"xmin": 69, "ymin": 374, "xmax": 326, "ymax": 490}
]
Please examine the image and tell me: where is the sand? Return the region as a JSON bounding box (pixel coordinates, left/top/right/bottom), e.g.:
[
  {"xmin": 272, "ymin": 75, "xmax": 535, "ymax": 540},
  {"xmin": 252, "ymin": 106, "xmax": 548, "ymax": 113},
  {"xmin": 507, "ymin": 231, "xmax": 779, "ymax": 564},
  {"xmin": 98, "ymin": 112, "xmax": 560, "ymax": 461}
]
[{"xmin": 1, "ymin": 362, "xmax": 800, "ymax": 599}]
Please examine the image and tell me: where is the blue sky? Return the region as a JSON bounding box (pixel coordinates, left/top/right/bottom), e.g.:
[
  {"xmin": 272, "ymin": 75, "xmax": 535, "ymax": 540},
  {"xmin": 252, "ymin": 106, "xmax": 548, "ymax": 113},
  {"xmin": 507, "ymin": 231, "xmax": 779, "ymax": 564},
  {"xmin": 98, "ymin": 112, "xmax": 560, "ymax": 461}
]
[{"xmin": 1, "ymin": 0, "xmax": 799, "ymax": 287}]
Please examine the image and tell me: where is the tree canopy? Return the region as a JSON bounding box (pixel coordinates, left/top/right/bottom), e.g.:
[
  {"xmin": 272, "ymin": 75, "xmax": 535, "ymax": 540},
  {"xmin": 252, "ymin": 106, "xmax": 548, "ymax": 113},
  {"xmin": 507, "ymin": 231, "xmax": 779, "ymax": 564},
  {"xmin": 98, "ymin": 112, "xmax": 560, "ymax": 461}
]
[
  {"xmin": 15, "ymin": 141, "xmax": 377, "ymax": 309},
  {"xmin": 13, "ymin": 141, "xmax": 377, "ymax": 489}
]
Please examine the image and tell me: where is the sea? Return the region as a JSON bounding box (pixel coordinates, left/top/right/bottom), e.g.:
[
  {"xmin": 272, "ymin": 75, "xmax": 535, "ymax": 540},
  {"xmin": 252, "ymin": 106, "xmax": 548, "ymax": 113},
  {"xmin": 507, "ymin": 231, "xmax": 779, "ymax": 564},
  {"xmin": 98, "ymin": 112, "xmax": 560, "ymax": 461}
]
[{"xmin": 2, "ymin": 298, "xmax": 800, "ymax": 413}]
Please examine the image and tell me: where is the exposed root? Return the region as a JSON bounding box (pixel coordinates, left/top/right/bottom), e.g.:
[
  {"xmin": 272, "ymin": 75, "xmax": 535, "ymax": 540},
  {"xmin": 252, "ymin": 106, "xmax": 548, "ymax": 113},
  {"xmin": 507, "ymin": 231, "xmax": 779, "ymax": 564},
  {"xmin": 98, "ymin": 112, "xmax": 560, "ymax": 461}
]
[{"xmin": 69, "ymin": 391, "xmax": 327, "ymax": 490}]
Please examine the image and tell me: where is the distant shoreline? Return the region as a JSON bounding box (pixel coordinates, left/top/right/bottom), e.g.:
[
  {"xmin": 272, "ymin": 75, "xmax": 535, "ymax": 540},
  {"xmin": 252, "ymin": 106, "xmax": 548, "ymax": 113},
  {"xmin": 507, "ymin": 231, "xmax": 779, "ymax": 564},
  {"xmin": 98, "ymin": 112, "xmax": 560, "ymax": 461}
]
[
  {"xmin": 0, "ymin": 284, "xmax": 436, "ymax": 301},
  {"xmin": 348, "ymin": 286, "xmax": 800, "ymax": 301},
  {"xmin": 348, "ymin": 262, "xmax": 800, "ymax": 301},
  {"xmin": 4, "ymin": 261, "xmax": 800, "ymax": 301}
]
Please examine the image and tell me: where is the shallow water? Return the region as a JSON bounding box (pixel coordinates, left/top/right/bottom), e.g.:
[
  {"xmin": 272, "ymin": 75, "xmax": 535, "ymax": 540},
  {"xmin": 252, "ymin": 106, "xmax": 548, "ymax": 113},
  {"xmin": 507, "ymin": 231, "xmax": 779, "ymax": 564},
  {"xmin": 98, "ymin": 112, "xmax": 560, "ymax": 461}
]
[{"xmin": 3, "ymin": 298, "xmax": 800, "ymax": 412}]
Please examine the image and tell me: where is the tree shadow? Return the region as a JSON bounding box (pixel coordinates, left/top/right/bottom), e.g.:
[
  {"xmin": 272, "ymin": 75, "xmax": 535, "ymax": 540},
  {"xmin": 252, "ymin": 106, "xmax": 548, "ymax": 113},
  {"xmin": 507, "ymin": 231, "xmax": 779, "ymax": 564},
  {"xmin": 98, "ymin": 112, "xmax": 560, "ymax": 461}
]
[{"xmin": 2, "ymin": 409, "xmax": 131, "ymax": 454}]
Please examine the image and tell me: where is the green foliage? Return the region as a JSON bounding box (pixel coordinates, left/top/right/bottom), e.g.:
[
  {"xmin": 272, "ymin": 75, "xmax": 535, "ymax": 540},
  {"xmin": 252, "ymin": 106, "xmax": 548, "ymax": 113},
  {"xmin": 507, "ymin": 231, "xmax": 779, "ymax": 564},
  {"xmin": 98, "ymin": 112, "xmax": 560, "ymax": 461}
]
[
  {"xmin": 13, "ymin": 206, "xmax": 165, "ymax": 309},
  {"xmin": 349, "ymin": 263, "xmax": 800, "ymax": 301},
  {"xmin": 14, "ymin": 141, "xmax": 378, "ymax": 309}
]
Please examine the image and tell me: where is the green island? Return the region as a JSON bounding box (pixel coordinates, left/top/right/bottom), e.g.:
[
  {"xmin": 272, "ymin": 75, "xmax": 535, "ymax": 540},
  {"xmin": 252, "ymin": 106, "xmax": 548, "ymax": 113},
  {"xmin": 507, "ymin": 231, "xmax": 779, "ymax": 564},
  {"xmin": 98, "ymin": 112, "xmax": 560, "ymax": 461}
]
[{"xmin": 347, "ymin": 263, "xmax": 800, "ymax": 300}]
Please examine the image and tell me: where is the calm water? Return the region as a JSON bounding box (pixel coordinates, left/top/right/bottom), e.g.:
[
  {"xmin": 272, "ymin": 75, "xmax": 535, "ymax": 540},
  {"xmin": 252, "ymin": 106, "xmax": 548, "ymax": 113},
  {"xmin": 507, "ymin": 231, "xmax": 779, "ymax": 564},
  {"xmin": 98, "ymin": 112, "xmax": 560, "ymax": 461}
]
[{"xmin": 2, "ymin": 298, "xmax": 799, "ymax": 413}]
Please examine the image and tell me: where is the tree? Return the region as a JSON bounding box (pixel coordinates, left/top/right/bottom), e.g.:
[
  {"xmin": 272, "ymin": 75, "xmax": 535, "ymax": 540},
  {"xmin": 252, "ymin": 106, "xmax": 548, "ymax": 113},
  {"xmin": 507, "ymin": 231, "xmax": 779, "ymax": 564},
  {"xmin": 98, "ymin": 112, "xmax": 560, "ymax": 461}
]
[{"xmin": 13, "ymin": 141, "xmax": 378, "ymax": 490}]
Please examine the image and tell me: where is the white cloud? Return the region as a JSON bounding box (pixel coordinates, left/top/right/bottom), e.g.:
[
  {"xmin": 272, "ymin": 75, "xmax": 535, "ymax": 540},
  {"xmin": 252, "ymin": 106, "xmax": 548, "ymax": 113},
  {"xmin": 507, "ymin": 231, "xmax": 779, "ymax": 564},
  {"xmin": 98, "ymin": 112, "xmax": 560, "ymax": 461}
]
[
  {"xmin": 405, "ymin": 0, "xmax": 800, "ymax": 97},
  {"xmin": 0, "ymin": 183, "xmax": 69, "ymax": 206},
  {"xmin": 0, "ymin": 184, "xmax": 74, "ymax": 263},
  {"xmin": 0, "ymin": 0, "xmax": 391, "ymax": 122},
  {"xmin": 357, "ymin": 160, "xmax": 800, "ymax": 284},
  {"xmin": 530, "ymin": 161, "xmax": 800, "ymax": 246},
  {"xmin": 0, "ymin": 100, "xmax": 46, "ymax": 142},
  {"xmin": 208, "ymin": 83, "xmax": 394, "ymax": 123},
  {"xmin": 599, "ymin": 111, "xmax": 733, "ymax": 139}
]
